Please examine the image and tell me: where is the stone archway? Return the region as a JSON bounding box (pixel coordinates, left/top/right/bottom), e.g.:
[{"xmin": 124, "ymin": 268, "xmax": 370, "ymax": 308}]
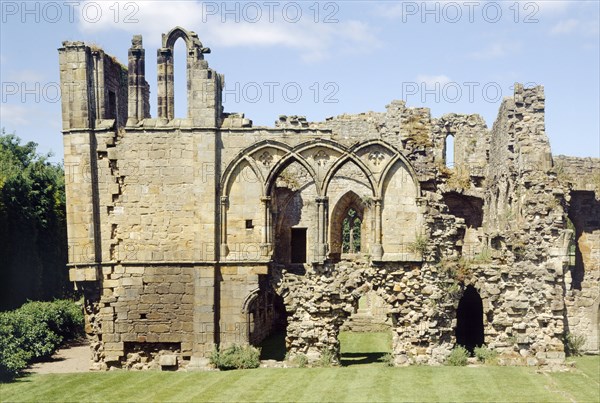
[
  {"xmin": 455, "ymin": 285, "xmax": 484, "ymax": 353},
  {"xmin": 271, "ymin": 260, "xmax": 398, "ymax": 365},
  {"xmin": 243, "ymin": 285, "xmax": 288, "ymax": 361}
]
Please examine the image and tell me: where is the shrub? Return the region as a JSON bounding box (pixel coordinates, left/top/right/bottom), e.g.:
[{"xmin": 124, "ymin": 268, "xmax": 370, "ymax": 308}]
[
  {"xmin": 446, "ymin": 346, "xmax": 469, "ymax": 366},
  {"xmin": 292, "ymin": 353, "xmax": 308, "ymax": 368},
  {"xmin": 565, "ymin": 333, "xmax": 586, "ymax": 357},
  {"xmin": 380, "ymin": 353, "xmax": 394, "ymax": 367},
  {"xmin": 0, "ymin": 299, "xmax": 84, "ymax": 381},
  {"xmin": 474, "ymin": 346, "xmax": 498, "ymax": 364},
  {"xmin": 0, "ymin": 313, "xmax": 33, "ymax": 379},
  {"xmin": 316, "ymin": 348, "xmax": 336, "ymax": 367},
  {"xmin": 210, "ymin": 345, "xmax": 261, "ymax": 370}
]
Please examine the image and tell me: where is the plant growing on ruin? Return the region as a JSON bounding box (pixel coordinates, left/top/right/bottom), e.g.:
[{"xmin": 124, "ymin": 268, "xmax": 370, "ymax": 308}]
[
  {"xmin": 553, "ymin": 162, "xmax": 572, "ymax": 185},
  {"xmin": 473, "ymin": 247, "xmax": 492, "ymax": 263},
  {"xmin": 291, "ymin": 353, "xmax": 308, "ymax": 368},
  {"xmin": 565, "ymin": 333, "xmax": 586, "ymax": 357},
  {"xmin": 439, "ymin": 257, "xmax": 472, "ymax": 283},
  {"xmin": 446, "ymin": 164, "xmax": 471, "ymax": 190},
  {"xmin": 408, "ymin": 233, "xmax": 428, "ymax": 256},
  {"xmin": 445, "ymin": 346, "xmax": 469, "ymax": 366},
  {"xmin": 359, "ymin": 194, "xmax": 374, "ymax": 208},
  {"xmin": 380, "ymin": 353, "xmax": 395, "ymax": 367},
  {"xmin": 474, "ymin": 346, "xmax": 498, "ymax": 365},
  {"xmin": 316, "ymin": 348, "xmax": 336, "ymax": 367},
  {"xmin": 276, "ymin": 170, "xmax": 302, "ymax": 191}
]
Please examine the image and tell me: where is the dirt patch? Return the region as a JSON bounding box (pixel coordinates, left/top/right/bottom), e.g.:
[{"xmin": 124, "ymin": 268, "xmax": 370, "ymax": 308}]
[{"xmin": 26, "ymin": 340, "xmax": 91, "ymax": 374}]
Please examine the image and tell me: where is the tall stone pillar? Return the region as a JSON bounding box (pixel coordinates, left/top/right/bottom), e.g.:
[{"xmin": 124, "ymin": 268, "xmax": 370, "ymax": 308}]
[
  {"xmin": 260, "ymin": 196, "xmax": 272, "ymax": 257},
  {"xmin": 127, "ymin": 35, "xmax": 150, "ymax": 125},
  {"xmin": 157, "ymin": 47, "xmax": 174, "ymax": 121},
  {"xmin": 315, "ymin": 197, "xmax": 329, "ymax": 262},
  {"xmin": 371, "ymin": 197, "xmax": 383, "ymax": 260},
  {"xmin": 220, "ymin": 196, "xmax": 229, "ymax": 259}
]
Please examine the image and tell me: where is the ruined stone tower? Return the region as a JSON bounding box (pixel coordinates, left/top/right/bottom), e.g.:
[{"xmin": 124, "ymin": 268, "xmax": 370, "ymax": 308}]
[{"xmin": 59, "ymin": 27, "xmax": 599, "ymax": 370}]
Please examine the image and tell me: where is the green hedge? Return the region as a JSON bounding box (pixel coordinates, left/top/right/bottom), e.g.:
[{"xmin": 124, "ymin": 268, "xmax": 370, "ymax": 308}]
[{"xmin": 0, "ymin": 299, "xmax": 84, "ymax": 380}]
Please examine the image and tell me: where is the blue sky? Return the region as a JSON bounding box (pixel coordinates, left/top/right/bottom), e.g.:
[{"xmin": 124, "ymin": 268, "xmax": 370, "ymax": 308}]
[{"xmin": 1, "ymin": 1, "xmax": 598, "ymax": 162}]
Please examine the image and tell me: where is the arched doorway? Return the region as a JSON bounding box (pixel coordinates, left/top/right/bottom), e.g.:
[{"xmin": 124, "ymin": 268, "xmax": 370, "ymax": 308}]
[
  {"xmin": 455, "ymin": 285, "xmax": 484, "ymax": 353},
  {"xmin": 246, "ymin": 287, "xmax": 287, "ymax": 360}
]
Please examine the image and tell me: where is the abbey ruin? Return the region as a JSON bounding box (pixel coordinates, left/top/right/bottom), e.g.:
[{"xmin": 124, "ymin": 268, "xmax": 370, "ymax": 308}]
[{"xmin": 59, "ymin": 27, "xmax": 599, "ymax": 370}]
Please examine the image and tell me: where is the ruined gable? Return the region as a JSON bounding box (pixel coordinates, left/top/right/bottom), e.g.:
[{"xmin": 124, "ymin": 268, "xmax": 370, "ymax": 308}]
[{"xmin": 59, "ymin": 27, "xmax": 599, "ymax": 370}]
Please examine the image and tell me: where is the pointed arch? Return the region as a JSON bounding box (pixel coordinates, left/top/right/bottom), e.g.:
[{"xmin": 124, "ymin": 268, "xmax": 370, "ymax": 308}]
[
  {"xmin": 265, "ymin": 152, "xmax": 320, "ymax": 197},
  {"xmin": 378, "ymin": 161, "xmax": 420, "ymax": 200},
  {"xmin": 162, "ymin": 26, "xmax": 203, "ymax": 50},
  {"xmin": 221, "ymin": 140, "xmax": 292, "ymax": 197},
  {"xmin": 322, "ymin": 156, "xmax": 377, "ymax": 198},
  {"xmin": 223, "ymin": 156, "xmax": 265, "ymax": 197},
  {"xmin": 157, "ymin": 26, "xmax": 209, "ymax": 121},
  {"xmin": 329, "ymin": 190, "xmax": 368, "ymax": 260}
]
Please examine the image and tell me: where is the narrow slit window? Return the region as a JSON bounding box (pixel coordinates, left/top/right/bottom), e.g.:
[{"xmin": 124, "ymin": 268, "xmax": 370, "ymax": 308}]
[{"xmin": 445, "ymin": 134, "xmax": 455, "ymax": 168}]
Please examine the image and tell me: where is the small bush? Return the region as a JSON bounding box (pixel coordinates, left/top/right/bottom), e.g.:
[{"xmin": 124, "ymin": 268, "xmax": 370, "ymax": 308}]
[
  {"xmin": 446, "ymin": 346, "xmax": 469, "ymax": 366},
  {"xmin": 0, "ymin": 299, "xmax": 84, "ymax": 381},
  {"xmin": 292, "ymin": 353, "xmax": 308, "ymax": 368},
  {"xmin": 565, "ymin": 333, "xmax": 586, "ymax": 357},
  {"xmin": 210, "ymin": 345, "xmax": 261, "ymax": 370},
  {"xmin": 316, "ymin": 348, "xmax": 336, "ymax": 367},
  {"xmin": 474, "ymin": 346, "xmax": 498, "ymax": 364},
  {"xmin": 380, "ymin": 353, "xmax": 394, "ymax": 367}
]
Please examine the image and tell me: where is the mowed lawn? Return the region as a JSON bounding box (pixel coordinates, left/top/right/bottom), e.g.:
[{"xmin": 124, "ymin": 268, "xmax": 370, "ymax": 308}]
[{"xmin": 1, "ymin": 333, "xmax": 599, "ymax": 403}]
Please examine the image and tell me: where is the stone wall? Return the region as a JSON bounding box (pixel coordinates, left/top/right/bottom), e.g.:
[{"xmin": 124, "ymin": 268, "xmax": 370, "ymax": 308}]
[
  {"xmin": 552, "ymin": 156, "xmax": 599, "ymax": 353},
  {"xmin": 59, "ymin": 27, "xmax": 599, "ymax": 370}
]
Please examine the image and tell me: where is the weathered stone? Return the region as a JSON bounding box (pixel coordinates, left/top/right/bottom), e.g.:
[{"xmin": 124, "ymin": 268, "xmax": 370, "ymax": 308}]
[{"xmin": 59, "ymin": 27, "xmax": 599, "ymax": 371}]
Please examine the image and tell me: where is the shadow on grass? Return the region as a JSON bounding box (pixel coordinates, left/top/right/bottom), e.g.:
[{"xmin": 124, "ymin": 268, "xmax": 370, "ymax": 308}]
[
  {"xmin": 0, "ymin": 373, "xmax": 34, "ymax": 384},
  {"xmin": 340, "ymin": 352, "xmax": 388, "ymax": 366}
]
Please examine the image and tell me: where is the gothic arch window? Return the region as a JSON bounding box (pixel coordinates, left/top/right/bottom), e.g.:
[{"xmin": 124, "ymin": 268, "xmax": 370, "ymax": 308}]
[
  {"xmin": 173, "ymin": 38, "xmax": 188, "ymax": 118},
  {"xmin": 329, "ymin": 191, "xmax": 368, "ymax": 260},
  {"xmin": 342, "ymin": 208, "xmax": 362, "ymax": 253}
]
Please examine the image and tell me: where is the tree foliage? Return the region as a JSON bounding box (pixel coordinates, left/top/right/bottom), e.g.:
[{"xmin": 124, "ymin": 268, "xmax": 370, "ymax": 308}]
[{"xmin": 0, "ymin": 129, "xmax": 72, "ymax": 310}]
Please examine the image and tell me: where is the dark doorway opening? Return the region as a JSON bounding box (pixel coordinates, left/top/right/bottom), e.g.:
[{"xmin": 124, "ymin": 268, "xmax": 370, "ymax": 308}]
[
  {"xmin": 247, "ymin": 287, "xmax": 287, "ymax": 361},
  {"xmin": 257, "ymin": 294, "xmax": 287, "ymax": 361},
  {"xmin": 455, "ymin": 285, "xmax": 484, "ymax": 353},
  {"xmin": 290, "ymin": 228, "xmax": 307, "ymax": 263}
]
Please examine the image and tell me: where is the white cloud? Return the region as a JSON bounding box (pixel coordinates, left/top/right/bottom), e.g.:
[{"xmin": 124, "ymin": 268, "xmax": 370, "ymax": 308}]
[
  {"xmin": 469, "ymin": 42, "xmax": 521, "ymax": 60},
  {"xmin": 551, "ymin": 18, "xmax": 600, "ymax": 36},
  {"xmin": 77, "ymin": 1, "xmax": 380, "ymax": 62},
  {"xmin": 551, "ymin": 19, "xmax": 578, "ymax": 35},
  {"xmin": 0, "ymin": 104, "xmax": 30, "ymax": 127},
  {"xmin": 416, "ymin": 74, "xmax": 451, "ymax": 87}
]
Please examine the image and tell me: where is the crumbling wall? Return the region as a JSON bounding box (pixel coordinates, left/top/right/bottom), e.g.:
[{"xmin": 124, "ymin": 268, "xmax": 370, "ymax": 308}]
[
  {"xmin": 564, "ymin": 191, "xmax": 600, "ymax": 353},
  {"xmin": 60, "ymin": 27, "xmax": 599, "ymax": 372},
  {"xmin": 480, "ymin": 84, "xmax": 567, "ymax": 363}
]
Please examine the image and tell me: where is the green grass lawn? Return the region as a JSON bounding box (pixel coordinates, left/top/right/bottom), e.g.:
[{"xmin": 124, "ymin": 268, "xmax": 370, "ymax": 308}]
[{"xmin": 1, "ymin": 333, "xmax": 598, "ymax": 403}]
